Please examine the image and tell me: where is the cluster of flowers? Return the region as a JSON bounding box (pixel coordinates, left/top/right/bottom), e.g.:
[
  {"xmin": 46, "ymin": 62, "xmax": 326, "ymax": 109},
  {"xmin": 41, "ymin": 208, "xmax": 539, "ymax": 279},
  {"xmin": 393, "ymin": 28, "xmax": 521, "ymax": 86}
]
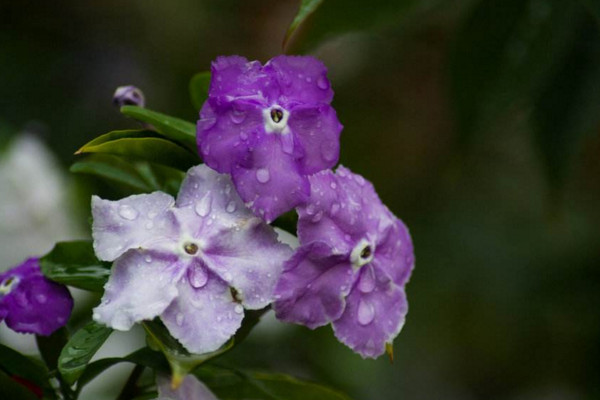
[{"xmin": 0, "ymin": 55, "xmax": 414, "ymax": 361}]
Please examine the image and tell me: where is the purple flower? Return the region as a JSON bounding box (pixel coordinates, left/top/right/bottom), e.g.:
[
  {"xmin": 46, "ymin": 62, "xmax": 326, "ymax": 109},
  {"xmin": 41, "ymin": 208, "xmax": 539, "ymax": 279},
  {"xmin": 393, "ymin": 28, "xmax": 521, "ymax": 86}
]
[
  {"xmin": 0, "ymin": 258, "xmax": 73, "ymax": 336},
  {"xmin": 273, "ymin": 166, "xmax": 414, "ymax": 358},
  {"xmin": 155, "ymin": 373, "xmax": 217, "ymax": 400},
  {"xmin": 113, "ymin": 85, "xmax": 145, "ymax": 108},
  {"xmin": 91, "ymin": 165, "xmax": 292, "ymax": 354},
  {"xmin": 197, "ymin": 55, "xmax": 343, "ymax": 223}
]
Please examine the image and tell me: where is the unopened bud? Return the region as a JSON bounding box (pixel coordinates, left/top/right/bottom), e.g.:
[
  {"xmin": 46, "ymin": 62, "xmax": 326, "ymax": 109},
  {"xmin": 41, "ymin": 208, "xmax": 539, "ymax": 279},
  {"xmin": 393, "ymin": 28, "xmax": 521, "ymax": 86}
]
[{"xmin": 112, "ymin": 85, "xmax": 145, "ymax": 108}]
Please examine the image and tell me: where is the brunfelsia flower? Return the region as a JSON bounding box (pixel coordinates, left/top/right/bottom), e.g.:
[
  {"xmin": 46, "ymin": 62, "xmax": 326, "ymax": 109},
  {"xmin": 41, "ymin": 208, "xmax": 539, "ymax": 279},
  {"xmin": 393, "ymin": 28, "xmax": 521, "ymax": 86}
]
[
  {"xmin": 197, "ymin": 55, "xmax": 343, "ymax": 223},
  {"xmin": 155, "ymin": 373, "xmax": 217, "ymax": 400},
  {"xmin": 273, "ymin": 166, "xmax": 414, "ymax": 358},
  {"xmin": 92, "ymin": 164, "xmax": 292, "ymax": 354},
  {"xmin": 0, "ymin": 258, "xmax": 73, "ymax": 336},
  {"xmin": 112, "ymin": 85, "xmax": 145, "ymax": 108}
]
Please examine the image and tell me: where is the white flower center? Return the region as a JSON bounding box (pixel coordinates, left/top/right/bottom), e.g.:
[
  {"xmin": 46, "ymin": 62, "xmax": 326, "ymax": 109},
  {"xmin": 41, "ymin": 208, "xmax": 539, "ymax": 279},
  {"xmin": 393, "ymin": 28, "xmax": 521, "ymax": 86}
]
[
  {"xmin": 350, "ymin": 238, "xmax": 375, "ymax": 269},
  {"xmin": 0, "ymin": 275, "xmax": 19, "ymax": 295},
  {"xmin": 263, "ymin": 105, "xmax": 290, "ymax": 134}
]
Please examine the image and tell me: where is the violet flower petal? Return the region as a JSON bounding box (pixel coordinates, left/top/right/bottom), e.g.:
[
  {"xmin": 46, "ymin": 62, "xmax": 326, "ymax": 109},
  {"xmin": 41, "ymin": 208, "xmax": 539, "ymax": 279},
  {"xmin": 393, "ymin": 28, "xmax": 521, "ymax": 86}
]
[
  {"xmin": 93, "ymin": 250, "xmax": 184, "ymax": 331},
  {"xmin": 332, "ymin": 264, "xmax": 408, "ymax": 359},
  {"xmin": 156, "ymin": 373, "xmax": 218, "ymax": 400}
]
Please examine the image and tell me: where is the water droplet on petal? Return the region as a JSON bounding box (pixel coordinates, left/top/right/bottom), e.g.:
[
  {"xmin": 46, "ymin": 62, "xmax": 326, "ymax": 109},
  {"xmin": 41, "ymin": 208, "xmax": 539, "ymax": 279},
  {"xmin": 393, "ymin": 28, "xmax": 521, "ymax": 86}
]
[
  {"xmin": 358, "ymin": 266, "xmax": 376, "ymax": 293},
  {"xmin": 118, "ymin": 205, "xmax": 138, "ymax": 220},
  {"xmin": 226, "ymin": 201, "xmax": 236, "ymax": 213},
  {"xmin": 188, "ymin": 266, "xmax": 208, "ymax": 288},
  {"xmin": 330, "ymin": 203, "xmax": 340, "ymax": 215},
  {"xmin": 230, "ymin": 108, "xmax": 246, "ymax": 124},
  {"xmin": 311, "ymin": 211, "xmax": 323, "ymax": 223},
  {"xmin": 234, "ymin": 304, "xmax": 244, "ymax": 314},
  {"xmin": 176, "ymin": 313, "xmax": 184, "ymax": 326},
  {"xmin": 195, "ymin": 193, "xmax": 212, "ymax": 217},
  {"xmin": 280, "ymin": 133, "xmax": 294, "ymax": 155},
  {"xmin": 320, "ymin": 140, "xmax": 337, "ymax": 162},
  {"xmin": 330, "ymin": 182, "xmax": 337, "ymax": 189},
  {"xmin": 256, "ymin": 168, "xmax": 270, "ymax": 183},
  {"xmin": 317, "ymin": 75, "xmax": 330, "ymax": 90},
  {"xmin": 36, "ymin": 294, "xmax": 47, "ymax": 304},
  {"xmin": 357, "ymin": 300, "xmax": 375, "ymax": 326},
  {"xmin": 223, "ymin": 272, "xmax": 233, "ymax": 282},
  {"xmin": 145, "ymin": 221, "xmax": 154, "ymax": 230},
  {"xmin": 145, "ymin": 255, "xmax": 152, "ymax": 263}
]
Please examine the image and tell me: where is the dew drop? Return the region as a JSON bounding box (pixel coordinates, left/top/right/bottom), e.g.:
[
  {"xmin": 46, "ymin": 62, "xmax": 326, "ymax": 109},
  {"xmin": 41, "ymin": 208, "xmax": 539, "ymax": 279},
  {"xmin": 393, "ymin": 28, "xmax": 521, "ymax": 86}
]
[
  {"xmin": 311, "ymin": 211, "xmax": 323, "ymax": 223},
  {"xmin": 317, "ymin": 75, "xmax": 330, "ymax": 90},
  {"xmin": 320, "ymin": 140, "xmax": 337, "ymax": 162},
  {"xmin": 144, "ymin": 255, "xmax": 152, "ymax": 263},
  {"xmin": 145, "ymin": 221, "xmax": 154, "ymax": 230},
  {"xmin": 226, "ymin": 201, "xmax": 237, "ymax": 213},
  {"xmin": 195, "ymin": 193, "xmax": 212, "ymax": 217},
  {"xmin": 330, "ymin": 203, "xmax": 340, "ymax": 215},
  {"xmin": 305, "ymin": 204, "xmax": 316, "ymax": 215},
  {"xmin": 256, "ymin": 168, "xmax": 270, "ymax": 183},
  {"xmin": 223, "ymin": 272, "xmax": 233, "ymax": 282},
  {"xmin": 330, "ymin": 182, "xmax": 337, "ymax": 189},
  {"xmin": 357, "ymin": 300, "xmax": 375, "ymax": 326},
  {"xmin": 230, "ymin": 108, "xmax": 246, "ymax": 124},
  {"xmin": 188, "ymin": 266, "xmax": 208, "ymax": 288},
  {"xmin": 118, "ymin": 205, "xmax": 138, "ymax": 220},
  {"xmin": 281, "ymin": 133, "xmax": 294, "ymax": 155},
  {"xmin": 176, "ymin": 313, "xmax": 184, "ymax": 326},
  {"xmin": 240, "ymin": 131, "xmax": 248, "ymax": 140},
  {"xmin": 358, "ymin": 266, "xmax": 376, "ymax": 293},
  {"xmin": 234, "ymin": 304, "xmax": 244, "ymax": 314},
  {"xmin": 36, "ymin": 294, "xmax": 47, "ymax": 304}
]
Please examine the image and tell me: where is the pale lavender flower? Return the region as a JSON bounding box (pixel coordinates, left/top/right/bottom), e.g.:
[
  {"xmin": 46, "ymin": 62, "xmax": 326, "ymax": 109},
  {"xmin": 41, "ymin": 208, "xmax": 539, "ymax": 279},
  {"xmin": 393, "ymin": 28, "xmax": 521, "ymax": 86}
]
[
  {"xmin": 113, "ymin": 85, "xmax": 145, "ymax": 108},
  {"xmin": 273, "ymin": 166, "xmax": 414, "ymax": 358},
  {"xmin": 91, "ymin": 165, "xmax": 292, "ymax": 354},
  {"xmin": 155, "ymin": 373, "xmax": 217, "ymax": 400},
  {"xmin": 0, "ymin": 258, "xmax": 73, "ymax": 336},
  {"xmin": 197, "ymin": 55, "xmax": 343, "ymax": 222}
]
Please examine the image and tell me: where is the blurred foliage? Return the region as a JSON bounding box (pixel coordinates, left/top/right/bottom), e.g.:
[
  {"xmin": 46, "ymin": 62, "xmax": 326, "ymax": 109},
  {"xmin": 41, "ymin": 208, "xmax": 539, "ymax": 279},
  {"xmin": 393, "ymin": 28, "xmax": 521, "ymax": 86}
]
[{"xmin": 2, "ymin": 0, "xmax": 600, "ymax": 399}]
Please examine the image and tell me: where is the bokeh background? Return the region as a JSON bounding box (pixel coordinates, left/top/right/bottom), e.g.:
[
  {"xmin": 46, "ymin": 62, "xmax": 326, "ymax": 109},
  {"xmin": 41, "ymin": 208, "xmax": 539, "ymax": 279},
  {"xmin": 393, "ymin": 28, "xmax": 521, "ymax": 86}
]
[{"xmin": 2, "ymin": 0, "xmax": 600, "ymax": 399}]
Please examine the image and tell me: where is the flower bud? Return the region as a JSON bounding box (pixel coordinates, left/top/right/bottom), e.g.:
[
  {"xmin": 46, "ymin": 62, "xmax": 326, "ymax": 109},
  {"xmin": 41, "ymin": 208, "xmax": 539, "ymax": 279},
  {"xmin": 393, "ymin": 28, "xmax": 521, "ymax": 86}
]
[{"xmin": 112, "ymin": 85, "xmax": 145, "ymax": 108}]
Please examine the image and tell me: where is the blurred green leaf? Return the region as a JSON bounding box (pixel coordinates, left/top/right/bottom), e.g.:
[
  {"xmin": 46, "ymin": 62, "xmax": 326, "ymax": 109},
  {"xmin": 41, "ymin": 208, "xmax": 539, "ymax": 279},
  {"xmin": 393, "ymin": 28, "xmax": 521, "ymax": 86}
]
[
  {"xmin": 450, "ymin": 0, "xmax": 581, "ymax": 146},
  {"xmin": 195, "ymin": 365, "xmax": 353, "ymax": 400},
  {"xmin": 71, "ymin": 154, "xmax": 154, "ymax": 192},
  {"xmin": 0, "ymin": 344, "xmax": 50, "ymax": 395},
  {"xmin": 76, "ymin": 347, "xmax": 168, "ymax": 393},
  {"xmin": 189, "ymin": 72, "xmax": 211, "ymax": 110},
  {"xmin": 58, "ymin": 321, "xmax": 113, "ymax": 385},
  {"xmin": 40, "ymin": 241, "xmax": 110, "ymax": 292},
  {"xmin": 0, "ymin": 370, "xmax": 40, "ymax": 400},
  {"xmin": 76, "ymin": 130, "xmax": 199, "ymax": 172},
  {"xmin": 36, "ymin": 327, "xmax": 69, "ymax": 371},
  {"xmin": 143, "ymin": 320, "xmax": 233, "ymax": 386},
  {"xmin": 533, "ymin": 15, "xmax": 600, "ymax": 185},
  {"xmin": 120, "ymin": 106, "xmax": 197, "ymax": 151},
  {"xmin": 284, "ymin": 0, "xmax": 325, "ymax": 48}
]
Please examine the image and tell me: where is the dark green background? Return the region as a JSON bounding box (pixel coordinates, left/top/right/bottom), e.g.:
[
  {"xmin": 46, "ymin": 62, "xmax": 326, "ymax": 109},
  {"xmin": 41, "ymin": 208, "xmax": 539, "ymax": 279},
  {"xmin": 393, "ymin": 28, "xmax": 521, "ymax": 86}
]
[{"xmin": 1, "ymin": 1, "xmax": 599, "ymax": 399}]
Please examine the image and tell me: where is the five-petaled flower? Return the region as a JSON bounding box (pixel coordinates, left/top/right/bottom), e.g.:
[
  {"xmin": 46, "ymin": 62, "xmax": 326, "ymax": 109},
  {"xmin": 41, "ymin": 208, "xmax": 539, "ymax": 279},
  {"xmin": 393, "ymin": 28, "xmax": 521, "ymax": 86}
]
[
  {"xmin": 0, "ymin": 258, "xmax": 73, "ymax": 336},
  {"xmin": 197, "ymin": 55, "xmax": 343, "ymax": 223},
  {"xmin": 273, "ymin": 166, "xmax": 414, "ymax": 358},
  {"xmin": 91, "ymin": 165, "xmax": 292, "ymax": 354}
]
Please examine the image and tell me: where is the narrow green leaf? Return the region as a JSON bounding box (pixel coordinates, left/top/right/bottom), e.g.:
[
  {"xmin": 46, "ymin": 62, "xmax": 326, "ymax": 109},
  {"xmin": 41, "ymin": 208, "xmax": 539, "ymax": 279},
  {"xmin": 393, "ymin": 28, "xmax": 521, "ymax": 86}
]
[
  {"xmin": 120, "ymin": 106, "xmax": 197, "ymax": 151},
  {"xmin": 283, "ymin": 0, "xmax": 325, "ymax": 49},
  {"xmin": 0, "ymin": 370, "xmax": 40, "ymax": 400},
  {"xmin": 0, "ymin": 344, "xmax": 49, "ymax": 391},
  {"xmin": 189, "ymin": 72, "xmax": 211, "ymax": 110},
  {"xmin": 58, "ymin": 321, "xmax": 113, "ymax": 385},
  {"xmin": 36, "ymin": 327, "xmax": 69, "ymax": 370},
  {"xmin": 76, "ymin": 135, "xmax": 199, "ymax": 172},
  {"xmin": 195, "ymin": 365, "xmax": 353, "ymax": 400},
  {"xmin": 75, "ymin": 130, "xmax": 160, "ymax": 153},
  {"xmin": 40, "ymin": 241, "xmax": 110, "ymax": 292}
]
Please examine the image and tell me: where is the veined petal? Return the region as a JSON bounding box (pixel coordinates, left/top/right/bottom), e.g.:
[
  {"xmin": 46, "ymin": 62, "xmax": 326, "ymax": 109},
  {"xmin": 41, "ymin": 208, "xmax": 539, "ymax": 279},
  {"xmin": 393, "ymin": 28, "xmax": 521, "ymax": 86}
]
[
  {"xmin": 93, "ymin": 250, "xmax": 184, "ymax": 331},
  {"xmin": 209, "ymin": 56, "xmax": 272, "ymax": 101},
  {"xmin": 92, "ymin": 192, "xmax": 178, "ymax": 261},
  {"xmin": 202, "ymin": 218, "xmax": 292, "ymax": 309},
  {"xmin": 374, "ymin": 217, "xmax": 415, "ymax": 287},
  {"xmin": 332, "ymin": 265, "xmax": 408, "ymax": 359},
  {"xmin": 273, "ymin": 242, "xmax": 355, "ymax": 329},
  {"xmin": 161, "ymin": 266, "xmax": 242, "ymax": 354},
  {"xmin": 156, "ymin": 373, "xmax": 218, "ymax": 400}
]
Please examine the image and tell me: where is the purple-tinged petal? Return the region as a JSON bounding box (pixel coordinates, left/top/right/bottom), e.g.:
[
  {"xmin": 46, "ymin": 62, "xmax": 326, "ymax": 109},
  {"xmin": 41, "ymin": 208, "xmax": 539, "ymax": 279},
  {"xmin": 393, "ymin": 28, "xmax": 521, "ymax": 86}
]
[
  {"xmin": 92, "ymin": 192, "xmax": 178, "ymax": 261},
  {"xmin": 156, "ymin": 373, "xmax": 218, "ymax": 400},
  {"xmin": 197, "ymin": 100, "xmax": 263, "ymax": 173},
  {"xmin": 374, "ymin": 218, "xmax": 414, "ymax": 287},
  {"xmin": 0, "ymin": 258, "xmax": 73, "ymax": 336},
  {"xmin": 93, "ymin": 250, "xmax": 184, "ymax": 331},
  {"xmin": 202, "ymin": 218, "xmax": 292, "ymax": 310},
  {"xmin": 332, "ymin": 265, "xmax": 408, "ymax": 359},
  {"xmin": 288, "ymin": 104, "xmax": 342, "ymax": 174},
  {"xmin": 273, "ymin": 243, "xmax": 355, "ymax": 329},
  {"xmin": 209, "ymin": 56, "xmax": 271, "ymax": 101},
  {"xmin": 231, "ymin": 136, "xmax": 310, "ymax": 222},
  {"xmin": 161, "ymin": 263, "xmax": 242, "ymax": 354},
  {"xmin": 265, "ymin": 55, "xmax": 333, "ymax": 105}
]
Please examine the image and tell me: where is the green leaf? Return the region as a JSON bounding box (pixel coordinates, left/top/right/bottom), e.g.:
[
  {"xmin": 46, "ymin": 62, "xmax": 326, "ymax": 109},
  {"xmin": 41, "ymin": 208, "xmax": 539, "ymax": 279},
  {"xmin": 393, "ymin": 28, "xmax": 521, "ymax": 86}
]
[
  {"xmin": 195, "ymin": 365, "xmax": 353, "ymax": 400},
  {"xmin": 71, "ymin": 154, "xmax": 154, "ymax": 192},
  {"xmin": 0, "ymin": 343, "xmax": 50, "ymax": 393},
  {"xmin": 0, "ymin": 370, "xmax": 40, "ymax": 400},
  {"xmin": 58, "ymin": 321, "xmax": 113, "ymax": 385},
  {"xmin": 143, "ymin": 320, "xmax": 233, "ymax": 386},
  {"xmin": 284, "ymin": 0, "xmax": 325, "ymax": 48},
  {"xmin": 120, "ymin": 106, "xmax": 198, "ymax": 151},
  {"xmin": 189, "ymin": 72, "xmax": 211, "ymax": 110},
  {"xmin": 76, "ymin": 347, "xmax": 168, "ymax": 393},
  {"xmin": 449, "ymin": 0, "xmax": 582, "ymax": 146},
  {"xmin": 40, "ymin": 241, "xmax": 111, "ymax": 292},
  {"xmin": 36, "ymin": 328, "xmax": 69, "ymax": 371},
  {"xmin": 76, "ymin": 130, "xmax": 199, "ymax": 172}
]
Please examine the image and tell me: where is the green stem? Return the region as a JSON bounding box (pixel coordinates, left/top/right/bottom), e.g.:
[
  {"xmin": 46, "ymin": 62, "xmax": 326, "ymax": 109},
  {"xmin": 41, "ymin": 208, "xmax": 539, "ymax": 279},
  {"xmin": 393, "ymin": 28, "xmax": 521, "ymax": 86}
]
[{"xmin": 116, "ymin": 364, "xmax": 145, "ymax": 400}]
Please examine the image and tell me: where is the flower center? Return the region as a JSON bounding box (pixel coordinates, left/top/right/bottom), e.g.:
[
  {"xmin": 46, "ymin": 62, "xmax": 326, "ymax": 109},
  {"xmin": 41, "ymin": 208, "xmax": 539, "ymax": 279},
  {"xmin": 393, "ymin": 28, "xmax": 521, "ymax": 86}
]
[
  {"xmin": 0, "ymin": 275, "xmax": 19, "ymax": 295},
  {"xmin": 183, "ymin": 242, "xmax": 199, "ymax": 255},
  {"xmin": 350, "ymin": 239, "xmax": 375, "ymax": 269},
  {"xmin": 263, "ymin": 105, "xmax": 290, "ymax": 134}
]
